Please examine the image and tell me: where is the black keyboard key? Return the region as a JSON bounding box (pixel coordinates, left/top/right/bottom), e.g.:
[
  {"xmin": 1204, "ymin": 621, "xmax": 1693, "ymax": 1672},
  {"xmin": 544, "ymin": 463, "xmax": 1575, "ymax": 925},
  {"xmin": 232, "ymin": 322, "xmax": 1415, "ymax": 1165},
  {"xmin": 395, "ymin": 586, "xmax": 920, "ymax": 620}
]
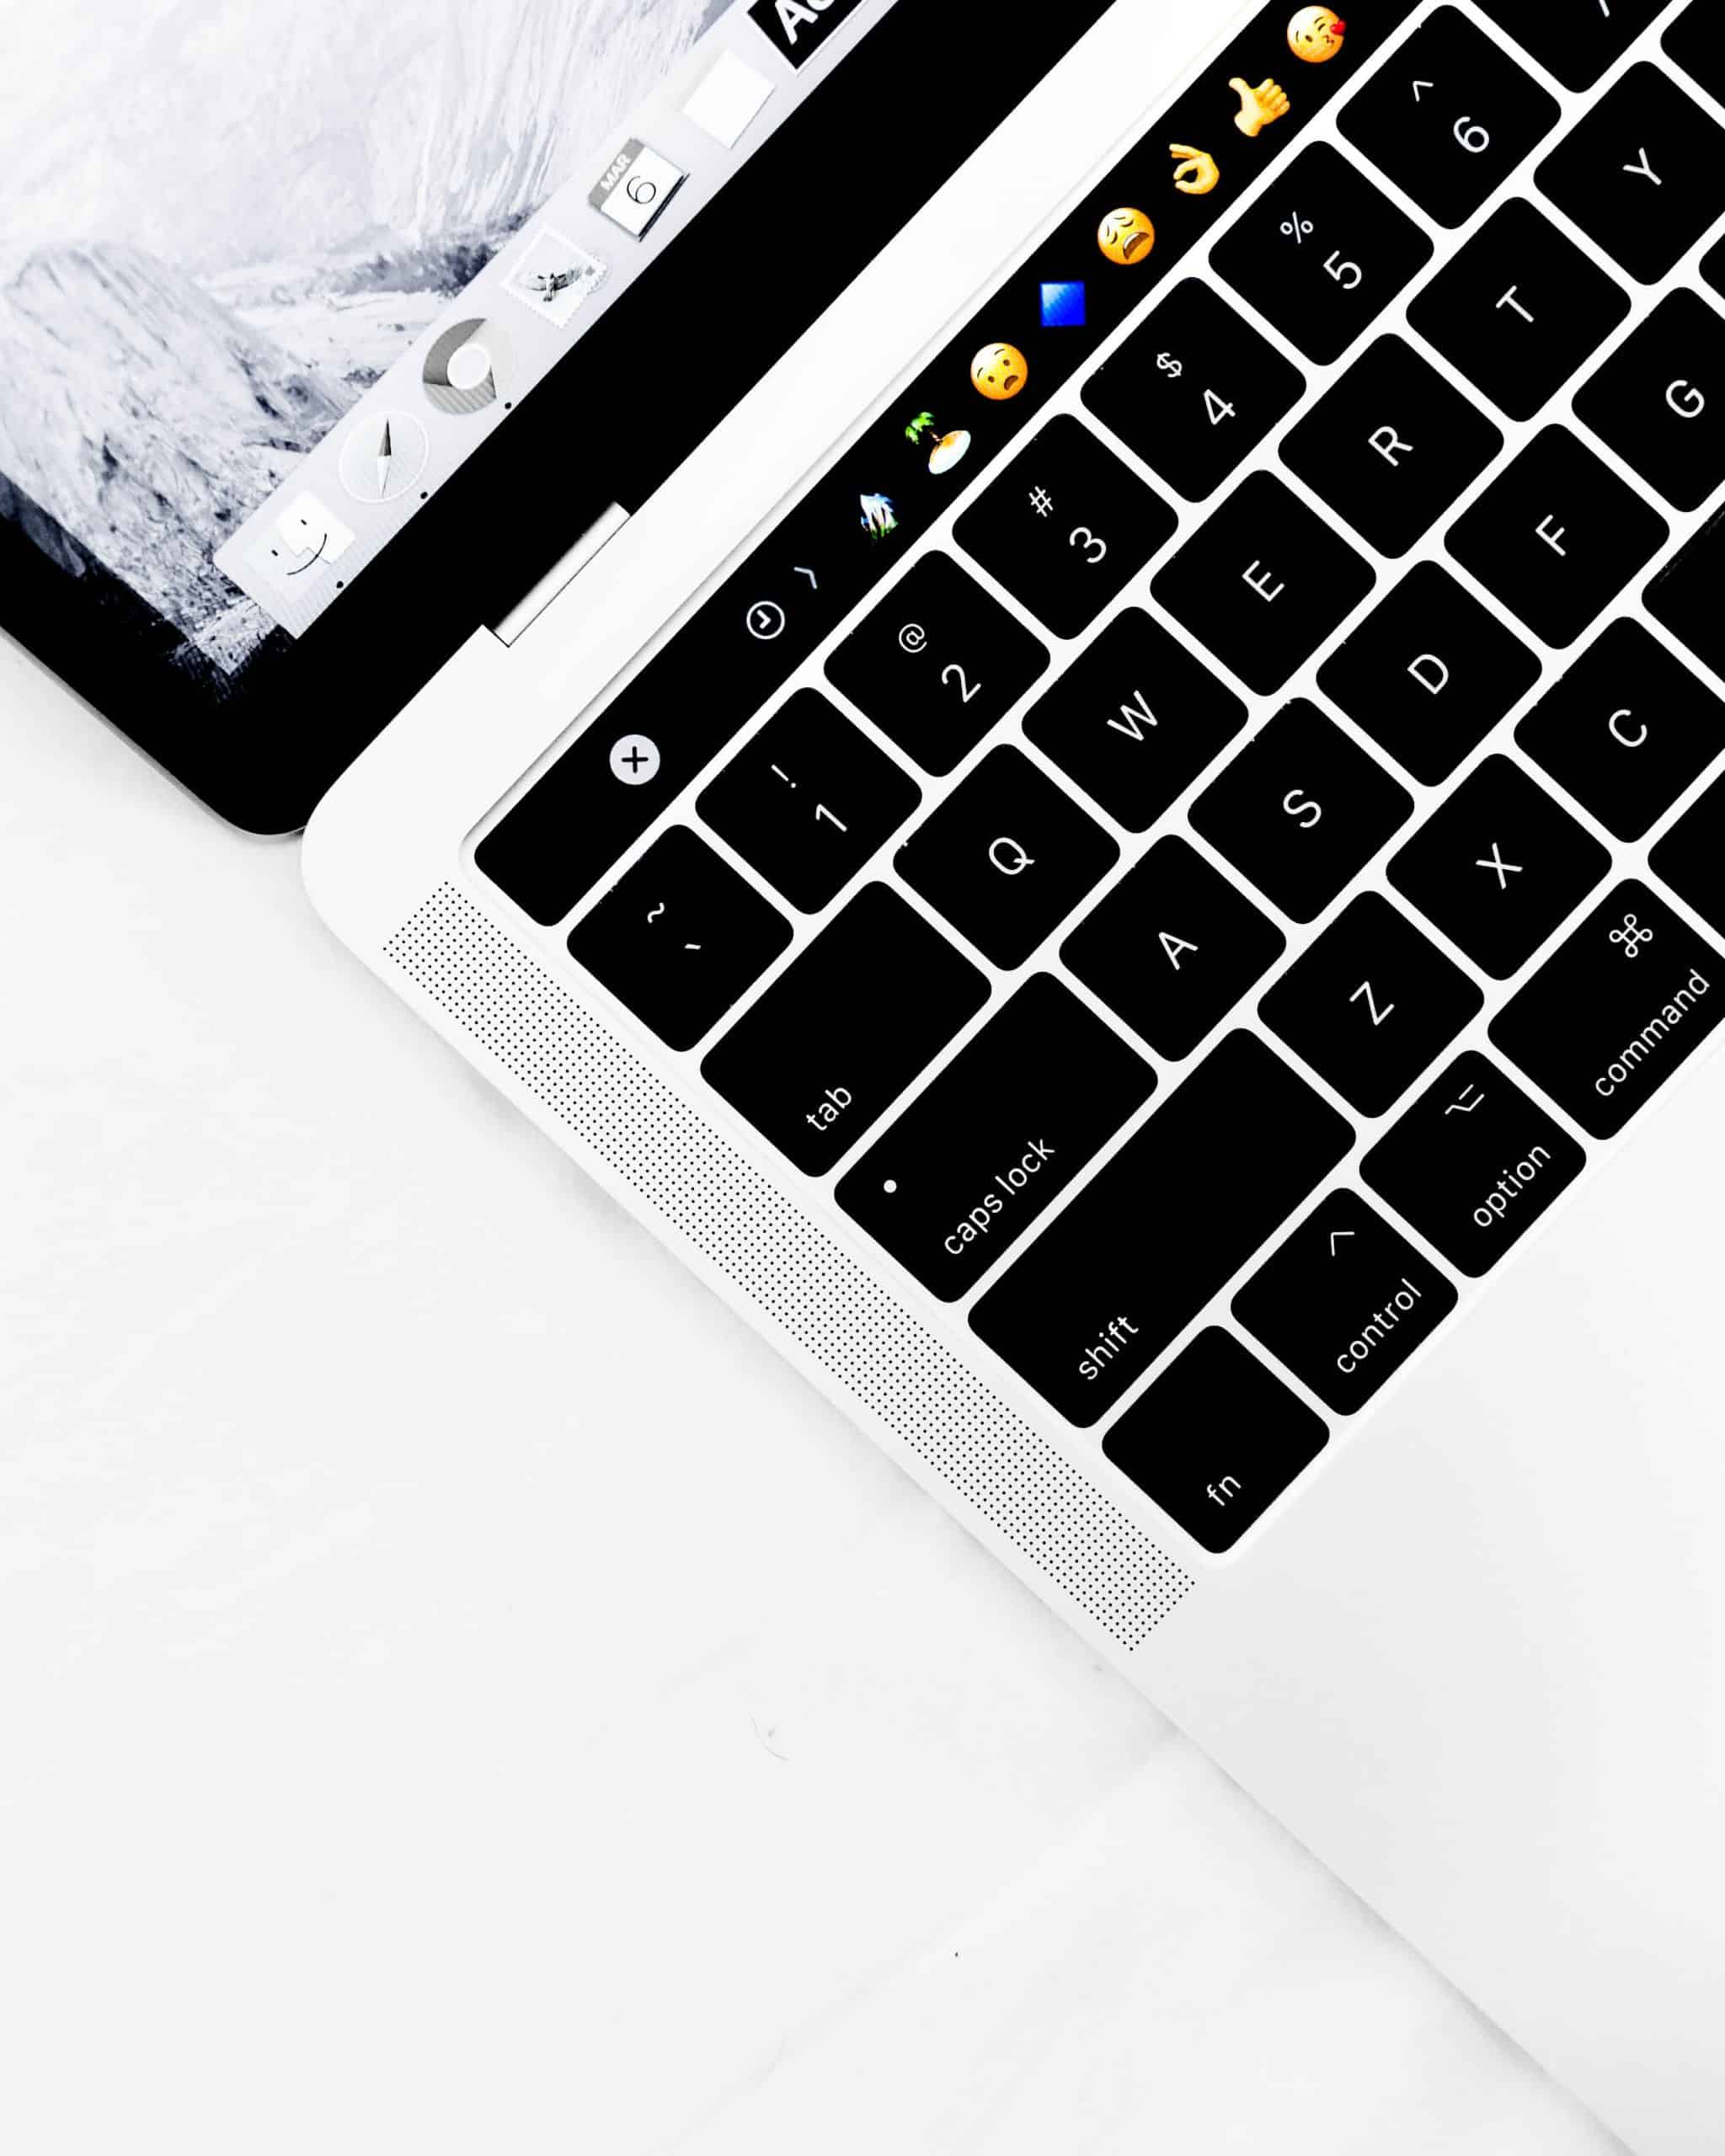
[
  {"xmin": 1666, "ymin": 5, "xmax": 1725, "ymax": 107},
  {"xmin": 1060, "ymin": 835, "xmax": 1286, "ymax": 1060},
  {"xmin": 702, "ymin": 882, "xmax": 988, "ymax": 1172},
  {"xmin": 1407, "ymin": 199, "xmax": 1629, "ymax": 424},
  {"xmin": 1213, "ymin": 142, "xmax": 1434, "ymax": 370},
  {"xmin": 1338, "ymin": 7, "xmax": 1560, "ymax": 229},
  {"xmin": 894, "ymin": 744, "xmax": 1119, "ymax": 969},
  {"xmin": 1708, "ymin": 235, "xmax": 1725, "ymax": 307},
  {"xmin": 1447, "ymin": 425, "xmax": 1669, "ymax": 649},
  {"xmin": 1537, "ymin": 64, "xmax": 1725, "ymax": 286},
  {"xmin": 1189, "ymin": 699, "xmax": 1413, "ymax": 925},
  {"xmin": 1151, "ymin": 472, "xmax": 1375, "ymax": 696},
  {"xmin": 1318, "ymin": 562, "xmax": 1541, "ymax": 786},
  {"xmin": 1516, "ymin": 618, "xmax": 1725, "ymax": 841},
  {"xmin": 1214, "ymin": 142, "xmax": 1433, "ymax": 367},
  {"xmin": 1102, "ymin": 1329, "xmax": 1327, "ymax": 1554},
  {"xmin": 1490, "ymin": 878, "xmax": 1725, "ymax": 1138},
  {"xmin": 835, "ymin": 974, "xmax": 1154, "ymax": 1302},
  {"xmin": 1474, "ymin": 0, "xmax": 1667, "ymax": 92},
  {"xmin": 1388, "ymin": 755, "xmax": 1610, "ymax": 980},
  {"xmin": 1361, "ymin": 1049, "xmax": 1583, "ymax": 1275},
  {"xmin": 1020, "ymin": 608, "xmax": 1247, "ymax": 833},
  {"xmin": 954, "ymin": 414, "xmax": 1177, "ymax": 640},
  {"xmin": 1646, "ymin": 502, "xmax": 1725, "ymax": 680},
  {"xmin": 697, "ymin": 689, "xmax": 920, "ymax": 915},
  {"xmin": 1280, "ymin": 334, "xmax": 1503, "ymax": 558},
  {"xmin": 1081, "ymin": 279, "xmax": 1305, "ymax": 503},
  {"xmin": 825, "ymin": 551, "xmax": 1048, "ymax": 776},
  {"xmin": 1573, "ymin": 291, "xmax": 1725, "ymax": 515},
  {"xmin": 1233, "ymin": 1189, "xmax": 1458, "ymax": 1416},
  {"xmin": 1651, "ymin": 767, "xmax": 1725, "ymax": 932},
  {"xmin": 969, "ymin": 1032, "xmax": 1351, "ymax": 1426},
  {"xmin": 1261, "ymin": 891, "xmax": 1484, "ymax": 1117},
  {"xmin": 567, "ymin": 825, "xmax": 792, "ymax": 1053}
]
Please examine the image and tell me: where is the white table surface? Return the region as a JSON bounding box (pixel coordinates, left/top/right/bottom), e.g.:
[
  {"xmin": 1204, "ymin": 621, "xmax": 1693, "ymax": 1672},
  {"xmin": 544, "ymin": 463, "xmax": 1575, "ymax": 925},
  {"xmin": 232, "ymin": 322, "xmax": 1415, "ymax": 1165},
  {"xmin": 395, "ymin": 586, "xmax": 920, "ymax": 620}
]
[{"xmin": 0, "ymin": 631, "xmax": 1628, "ymax": 2153}]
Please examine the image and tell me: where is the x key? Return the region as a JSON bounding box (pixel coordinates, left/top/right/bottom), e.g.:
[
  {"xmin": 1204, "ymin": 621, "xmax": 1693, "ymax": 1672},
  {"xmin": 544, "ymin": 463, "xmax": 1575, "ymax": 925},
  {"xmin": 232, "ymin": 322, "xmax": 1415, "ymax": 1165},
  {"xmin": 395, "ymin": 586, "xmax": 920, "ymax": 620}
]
[{"xmin": 1389, "ymin": 755, "xmax": 1609, "ymax": 979}]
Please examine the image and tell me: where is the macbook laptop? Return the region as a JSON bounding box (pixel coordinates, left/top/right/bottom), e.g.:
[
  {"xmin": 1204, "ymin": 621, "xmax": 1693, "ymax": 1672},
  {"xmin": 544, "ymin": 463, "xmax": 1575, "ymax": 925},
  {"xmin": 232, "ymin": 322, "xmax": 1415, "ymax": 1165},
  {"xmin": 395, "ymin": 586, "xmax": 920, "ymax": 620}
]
[{"xmin": 8, "ymin": 3, "xmax": 1725, "ymax": 2148}]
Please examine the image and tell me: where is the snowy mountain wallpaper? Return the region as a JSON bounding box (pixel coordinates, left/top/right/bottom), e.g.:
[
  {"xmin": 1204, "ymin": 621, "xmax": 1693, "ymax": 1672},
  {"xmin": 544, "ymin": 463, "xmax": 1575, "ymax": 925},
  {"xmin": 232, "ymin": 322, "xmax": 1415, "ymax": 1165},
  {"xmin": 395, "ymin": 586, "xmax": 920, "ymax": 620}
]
[{"xmin": 0, "ymin": 0, "xmax": 723, "ymax": 687}]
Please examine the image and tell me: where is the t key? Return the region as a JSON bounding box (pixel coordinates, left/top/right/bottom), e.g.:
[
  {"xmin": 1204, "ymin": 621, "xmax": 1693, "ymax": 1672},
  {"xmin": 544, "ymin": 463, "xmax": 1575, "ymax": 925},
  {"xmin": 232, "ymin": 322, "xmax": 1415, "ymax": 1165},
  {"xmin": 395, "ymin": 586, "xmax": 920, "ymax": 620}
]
[
  {"xmin": 1212, "ymin": 141, "xmax": 1433, "ymax": 367},
  {"xmin": 1446, "ymin": 426, "xmax": 1669, "ymax": 649}
]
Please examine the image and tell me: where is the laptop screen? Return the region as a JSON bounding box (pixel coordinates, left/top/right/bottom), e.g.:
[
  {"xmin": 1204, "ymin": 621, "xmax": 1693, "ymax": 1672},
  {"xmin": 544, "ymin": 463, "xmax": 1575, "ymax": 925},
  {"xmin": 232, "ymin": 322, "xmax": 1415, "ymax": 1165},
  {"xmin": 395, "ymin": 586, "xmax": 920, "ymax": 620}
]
[{"xmin": 0, "ymin": 0, "xmax": 1112, "ymax": 830}]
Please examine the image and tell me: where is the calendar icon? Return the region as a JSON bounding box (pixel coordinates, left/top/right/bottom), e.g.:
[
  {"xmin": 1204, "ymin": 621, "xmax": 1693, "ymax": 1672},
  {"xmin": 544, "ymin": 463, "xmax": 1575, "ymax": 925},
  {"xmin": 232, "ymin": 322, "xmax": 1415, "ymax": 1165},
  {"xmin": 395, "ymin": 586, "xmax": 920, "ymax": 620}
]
[{"xmin": 588, "ymin": 139, "xmax": 687, "ymax": 240}]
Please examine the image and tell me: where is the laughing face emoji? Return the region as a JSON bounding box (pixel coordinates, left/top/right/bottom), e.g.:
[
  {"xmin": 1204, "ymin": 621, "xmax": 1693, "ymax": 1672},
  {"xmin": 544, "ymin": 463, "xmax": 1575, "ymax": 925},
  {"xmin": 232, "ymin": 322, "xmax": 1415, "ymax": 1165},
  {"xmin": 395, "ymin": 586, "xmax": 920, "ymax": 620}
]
[
  {"xmin": 1287, "ymin": 7, "xmax": 1346, "ymax": 61},
  {"xmin": 970, "ymin": 342, "xmax": 1028, "ymax": 401},
  {"xmin": 1097, "ymin": 206, "xmax": 1156, "ymax": 266}
]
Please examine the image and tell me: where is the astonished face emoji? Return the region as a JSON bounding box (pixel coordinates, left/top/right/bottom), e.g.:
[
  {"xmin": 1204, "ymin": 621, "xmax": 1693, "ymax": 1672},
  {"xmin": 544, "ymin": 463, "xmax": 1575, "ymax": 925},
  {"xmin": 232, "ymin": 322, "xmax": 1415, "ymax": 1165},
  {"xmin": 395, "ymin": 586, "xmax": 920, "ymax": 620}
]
[
  {"xmin": 1287, "ymin": 7, "xmax": 1346, "ymax": 61},
  {"xmin": 970, "ymin": 343, "xmax": 1028, "ymax": 401},
  {"xmin": 1097, "ymin": 206, "xmax": 1156, "ymax": 266}
]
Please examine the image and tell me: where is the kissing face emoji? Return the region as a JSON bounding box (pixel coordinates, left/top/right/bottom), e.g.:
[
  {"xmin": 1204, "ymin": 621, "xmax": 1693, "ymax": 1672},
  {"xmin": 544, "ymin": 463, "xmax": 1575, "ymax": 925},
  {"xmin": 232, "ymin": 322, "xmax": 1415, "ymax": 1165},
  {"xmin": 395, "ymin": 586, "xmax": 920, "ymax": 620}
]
[
  {"xmin": 970, "ymin": 342, "xmax": 1028, "ymax": 401},
  {"xmin": 1097, "ymin": 206, "xmax": 1156, "ymax": 266},
  {"xmin": 1287, "ymin": 7, "xmax": 1346, "ymax": 61}
]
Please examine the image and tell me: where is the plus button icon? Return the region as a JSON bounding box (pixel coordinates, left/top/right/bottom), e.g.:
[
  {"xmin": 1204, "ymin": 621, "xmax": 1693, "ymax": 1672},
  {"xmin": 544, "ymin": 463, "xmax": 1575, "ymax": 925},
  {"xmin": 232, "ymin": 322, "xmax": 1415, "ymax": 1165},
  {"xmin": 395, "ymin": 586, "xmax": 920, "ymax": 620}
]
[{"xmin": 609, "ymin": 734, "xmax": 662, "ymax": 787}]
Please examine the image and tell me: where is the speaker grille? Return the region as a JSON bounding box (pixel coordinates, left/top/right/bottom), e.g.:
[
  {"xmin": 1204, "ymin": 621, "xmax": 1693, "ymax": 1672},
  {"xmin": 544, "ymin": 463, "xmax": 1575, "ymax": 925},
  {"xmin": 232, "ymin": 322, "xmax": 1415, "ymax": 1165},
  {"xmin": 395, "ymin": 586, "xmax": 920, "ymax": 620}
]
[{"xmin": 387, "ymin": 884, "xmax": 1194, "ymax": 1647}]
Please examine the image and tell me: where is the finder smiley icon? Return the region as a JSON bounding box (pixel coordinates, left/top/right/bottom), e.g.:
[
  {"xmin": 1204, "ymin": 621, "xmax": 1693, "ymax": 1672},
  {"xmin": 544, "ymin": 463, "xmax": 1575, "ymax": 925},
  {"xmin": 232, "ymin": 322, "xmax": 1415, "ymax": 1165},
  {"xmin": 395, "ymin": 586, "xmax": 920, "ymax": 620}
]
[
  {"xmin": 1097, "ymin": 206, "xmax": 1156, "ymax": 265},
  {"xmin": 970, "ymin": 342, "xmax": 1028, "ymax": 401}
]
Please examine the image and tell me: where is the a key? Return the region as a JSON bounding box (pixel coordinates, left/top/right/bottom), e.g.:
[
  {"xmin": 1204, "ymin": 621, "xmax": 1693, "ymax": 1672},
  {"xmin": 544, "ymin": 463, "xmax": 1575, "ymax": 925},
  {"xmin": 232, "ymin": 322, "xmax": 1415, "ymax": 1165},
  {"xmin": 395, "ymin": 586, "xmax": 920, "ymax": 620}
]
[
  {"xmin": 701, "ymin": 881, "xmax": 989, "ymax": 1172},
  {"xmin": 954, "ymin": 414, "xmax": 1177, "ymax": 640},
  {"xmin": 1279, "ymin": 334, "xmax": 1503, "ymax": 559},
  {"xmin": 1360, "ymin": 1049, "xmax": 1584, "ymax": 1275},
  {"xmin": 894, "ymin": 744, "xmax": 1119, "ymax": 970},
  {"xmin": 1537, "ymin": 64, "xmax": 1725, "ymax": 286},
  {"xmin": 1150, "ymin": 472, "xmax": 1376, "ymax": 696},
  {"xmin": 1060, "ymin": 835, "xmax": 1286, "ymax": 1061},
  {"xmin": 1233, "ymin": 1188, "xmax": 1458, "ymax": 1416},
  {"xmin": 1188, "ymin": 699, "xmax": 1413, "ymax": 925},
  {"xmin": 1388, "ymin": 755, "xmax": 1610, "ymax": 980},
  {"xmin": 825, "ymin": 551, "xmax": 1048, "ymax": 776},
  {"xmin": 1573, "ymin": 291, "xmax": 1725, "ymax": 516},
  {"xmin": 834, "ymin": 974, "xmax": 1155, "ymax": 1302},
  {"xmin": 1472, "ymin": 0, "xmax": 1668, "ymax": 92},
  {"xmin": 567, "ymin": 825, "xmax": 792, "ymax": 1053},
  {"xmin": 1446, "ymin": 424, "xmax": 1669, "ymax": 649},
  {"xmin": 1407, "ymin": 198, "xmax": 1629, "ymax": 424},
  {"xmin": 1666, "ymin": 6, "xmax": 1725, "ymax": 109},
  {"xmin": 1019, "ymin": 608, "xmax": 1247, "ymax": 833},
  {"xmin": 1212, "ymin": 141, "xmax": 1434, "ymax": 367},
  {"xmin": 968, "ymin": 1031, "xmax": 1351, "ymax": 1426},
  {"xmin": 1651, "ymin": 768, "xmax": 1725, "ymax": 935},
  {"xmin": 1318, "ymin": 562, "xmax": 1541, "ymax": 787},
  {"xmin": 1338, "ymin": 6, "xmax": 1560, "ymax": 229},
  {"xmin": 1260, "ymin": 891, "xmax": 1485, "ymax": 1118},
  {"xmin": 1646, "ymin": 502, "xmax": 1725, "ymax": 682},
  {"xmin": 697, "ymin": 689, "xmax": 921, "ymax": 915},
  {"xmin": 1516, "ymin": 618, "xmax": 1725, "ymax": 841},
  {"xmin": 1081, "ymin": 279, "xmax": 1305, "ymax": 502},
  {"xmin": 1102, "ymin": 1329, "xmax": 1327, "ymax": 1555},
  {"xmin": 1489, "ymin": 878, "xmax": 1725, "ymax": 1139}
]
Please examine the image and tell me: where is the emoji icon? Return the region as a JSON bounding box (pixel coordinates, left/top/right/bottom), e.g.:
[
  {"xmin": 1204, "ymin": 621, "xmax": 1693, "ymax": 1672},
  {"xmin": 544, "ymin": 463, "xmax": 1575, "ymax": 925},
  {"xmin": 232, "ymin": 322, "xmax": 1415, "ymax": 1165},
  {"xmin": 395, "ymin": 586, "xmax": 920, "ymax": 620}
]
[
  {"xmin": 1230, "ymin": 76, "xmax": 1291, "ymax": 138},
  {"xmin": 905, "ymin": 410, "xmax": 973, "ymax": 475},
  {"xmin": 1287, "ymin": 8, "xmax": 1346, "ymax": 62},
  {"xmin": 1039, "ymin": 280, "xmax": 1087, "ymax": 328},
  {"xmin": 1097, "ymin": 207, "xmax": 1156, "ymax": 266},
  {"xmin": 859, "ymin": 493, "xmax": 898, "ymax": 537},
  {"xmin": 970, "ymin": 342, "xmax": 1028, "ymax": 401},
  {"xmin": 1169, "ymin": 142, "xmax": 1221, "ymax": 195}
]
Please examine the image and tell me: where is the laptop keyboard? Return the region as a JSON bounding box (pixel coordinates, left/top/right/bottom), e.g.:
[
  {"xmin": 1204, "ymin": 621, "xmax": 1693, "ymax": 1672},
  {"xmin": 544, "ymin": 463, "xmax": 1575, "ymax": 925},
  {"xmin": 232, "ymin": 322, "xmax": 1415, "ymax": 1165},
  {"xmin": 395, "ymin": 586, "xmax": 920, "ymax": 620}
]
[{"xmin": 477, "ymin": 0, "xmax": 1725, "ymax": 1555}]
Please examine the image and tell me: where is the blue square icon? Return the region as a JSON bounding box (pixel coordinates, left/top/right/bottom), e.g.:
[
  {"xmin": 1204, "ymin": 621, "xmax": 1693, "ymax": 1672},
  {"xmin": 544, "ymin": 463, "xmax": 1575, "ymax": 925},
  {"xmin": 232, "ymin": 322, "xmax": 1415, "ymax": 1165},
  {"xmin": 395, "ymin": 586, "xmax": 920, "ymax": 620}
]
[{"xmin": 1039, "ymin": 280, "xmax": 1087, "ymax": 328}]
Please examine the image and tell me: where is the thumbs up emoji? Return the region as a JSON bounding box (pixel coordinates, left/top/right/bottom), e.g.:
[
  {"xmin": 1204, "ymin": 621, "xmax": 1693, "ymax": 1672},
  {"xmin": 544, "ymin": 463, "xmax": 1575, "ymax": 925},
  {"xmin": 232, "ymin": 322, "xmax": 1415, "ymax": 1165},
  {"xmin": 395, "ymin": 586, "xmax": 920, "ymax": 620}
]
[{"xmin": 1230, "ymin": 77, "xmax": 1290, "ymax": 139}]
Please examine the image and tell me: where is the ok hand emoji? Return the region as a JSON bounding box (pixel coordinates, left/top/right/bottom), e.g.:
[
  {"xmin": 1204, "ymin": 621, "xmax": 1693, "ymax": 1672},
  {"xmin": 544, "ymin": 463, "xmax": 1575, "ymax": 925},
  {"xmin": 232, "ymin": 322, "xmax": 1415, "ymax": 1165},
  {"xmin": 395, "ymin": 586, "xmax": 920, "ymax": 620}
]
[
  {"xmin": 1229, "ymin": 76, "xmax": 1290, "ymax": 139},
  {"xmin": 1169, "ymin": 142, "xmax": 1221, "ymax": 195}
]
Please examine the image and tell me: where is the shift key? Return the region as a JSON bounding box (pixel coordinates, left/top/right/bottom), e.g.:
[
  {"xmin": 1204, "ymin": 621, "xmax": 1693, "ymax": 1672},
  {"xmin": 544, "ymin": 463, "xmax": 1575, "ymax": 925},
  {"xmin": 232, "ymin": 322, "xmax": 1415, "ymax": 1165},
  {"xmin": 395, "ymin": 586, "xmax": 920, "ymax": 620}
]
[
  {"xmin": 836, "ymin": 975, "xmax": 1156, "ymax": 1301},
  {"xmin": 969, "ymin": 1033, "xmax": 1353, "ymax": 1427}
]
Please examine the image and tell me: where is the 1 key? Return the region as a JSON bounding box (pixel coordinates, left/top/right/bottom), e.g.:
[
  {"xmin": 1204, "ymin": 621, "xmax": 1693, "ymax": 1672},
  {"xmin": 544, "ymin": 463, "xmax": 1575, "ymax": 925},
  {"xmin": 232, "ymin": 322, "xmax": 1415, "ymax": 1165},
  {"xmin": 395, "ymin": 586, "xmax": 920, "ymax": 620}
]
[
  {"xmin": 1212, "ymin": 141, "xmax": 1433, "ymax": 367},
  {"xmin": 1338, "ymin": 7, "xmax": 1560, "ymax": 229}
]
